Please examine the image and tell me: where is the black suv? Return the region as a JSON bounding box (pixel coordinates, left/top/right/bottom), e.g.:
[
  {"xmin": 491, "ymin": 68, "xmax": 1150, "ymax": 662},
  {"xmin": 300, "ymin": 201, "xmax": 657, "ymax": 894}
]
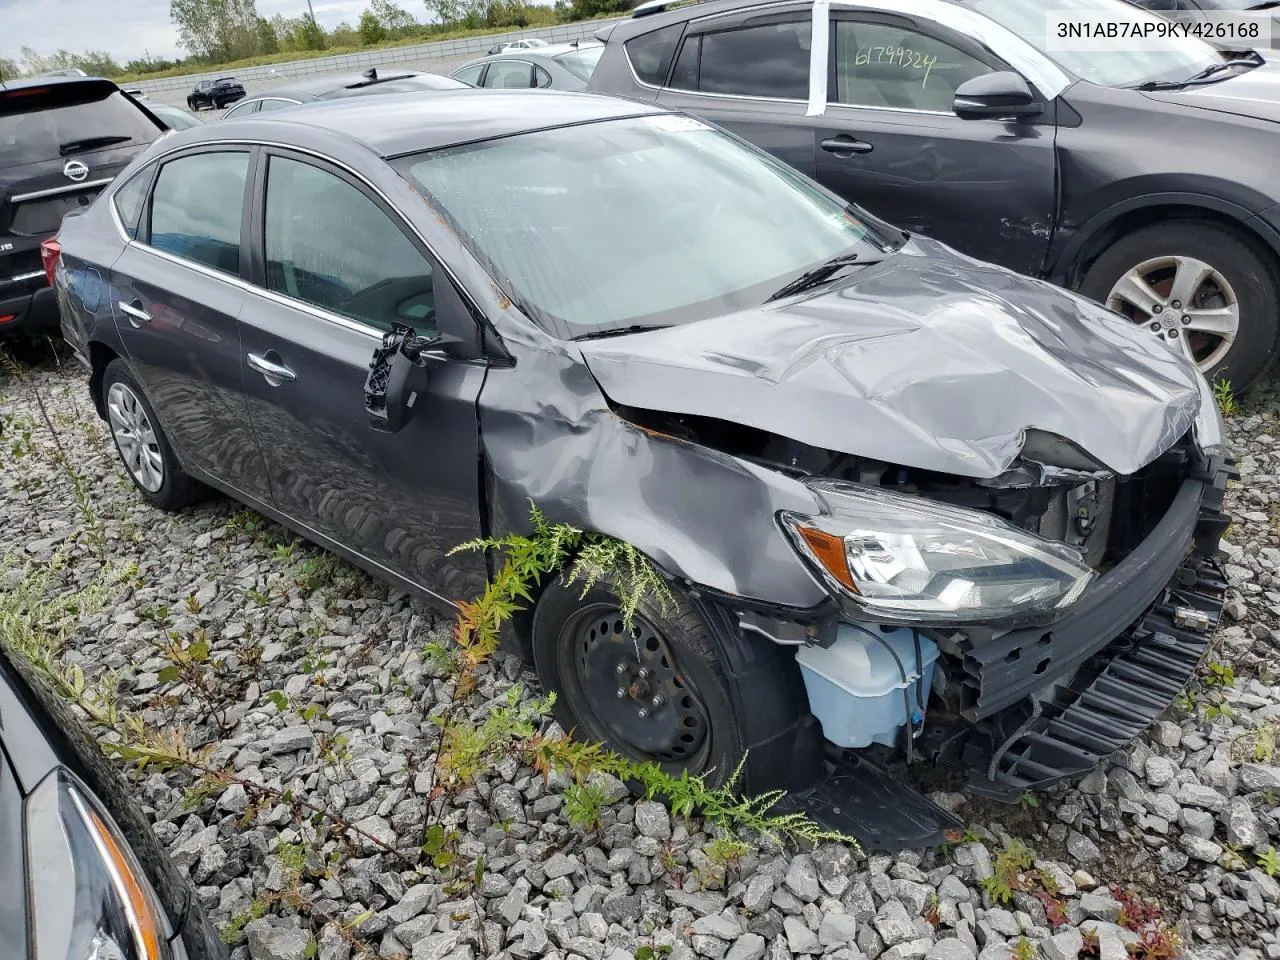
[
  {"xmin": 187, "ymin": 77, "xmax": 247, "ymax": 111},
  {"xmin": 1, "ymin": 76, "xmax": 164, "ymax": 335}
]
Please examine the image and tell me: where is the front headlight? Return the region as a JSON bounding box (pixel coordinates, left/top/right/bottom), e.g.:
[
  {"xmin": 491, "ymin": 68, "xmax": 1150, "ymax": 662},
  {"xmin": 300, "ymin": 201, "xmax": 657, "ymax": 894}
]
[
  {"xmin": 779, "ymin": 480, "xmax": 1096, "ymax": 625},
  {"xmin": 26, "ymin": 771, "xmax": 178, "ymax": 960}
]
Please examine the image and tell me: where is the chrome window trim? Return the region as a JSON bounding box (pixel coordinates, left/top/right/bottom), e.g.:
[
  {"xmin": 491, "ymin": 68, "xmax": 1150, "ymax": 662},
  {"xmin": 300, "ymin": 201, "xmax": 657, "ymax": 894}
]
[
  {"xmin": 1, "ymin": 270, "xmax": 46, "ymax": 286},
  {"xmin": 106, "ymin": 138, "xmax": 490, "ymax": 342},
  {"xmin": 12, "ymin": 179, "xmax": 112, "ymax": 203}
]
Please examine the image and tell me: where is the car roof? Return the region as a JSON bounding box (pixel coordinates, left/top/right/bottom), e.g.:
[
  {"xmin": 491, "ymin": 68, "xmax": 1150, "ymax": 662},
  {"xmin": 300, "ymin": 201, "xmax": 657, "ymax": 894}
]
[
  {"xmin": 259, "ymin": 69, "xmax": 431, "ymax": 101},
  {"xmin": 207, "ymin": 88, "xmax": 665, "ymax": 157},
  {"xmin": 0, "ymin": 73, "xmax": 117, "ymax": 92}
]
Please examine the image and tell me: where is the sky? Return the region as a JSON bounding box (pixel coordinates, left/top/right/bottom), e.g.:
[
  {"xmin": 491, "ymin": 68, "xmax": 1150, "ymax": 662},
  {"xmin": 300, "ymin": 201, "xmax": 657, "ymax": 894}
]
[{"xmin": 0, "ymin": 0, "xmax": 378, "ymax": 63}]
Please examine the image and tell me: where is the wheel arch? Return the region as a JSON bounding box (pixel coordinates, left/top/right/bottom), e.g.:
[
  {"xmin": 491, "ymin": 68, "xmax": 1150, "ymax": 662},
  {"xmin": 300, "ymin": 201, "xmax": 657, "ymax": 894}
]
[
  {"xmin": 87, "ymin": 340, "xmax": 121, "ymax": 420},
  {"xmin": 1048, "ymin": 193, "xmax": 1280, "ymax": 291}
]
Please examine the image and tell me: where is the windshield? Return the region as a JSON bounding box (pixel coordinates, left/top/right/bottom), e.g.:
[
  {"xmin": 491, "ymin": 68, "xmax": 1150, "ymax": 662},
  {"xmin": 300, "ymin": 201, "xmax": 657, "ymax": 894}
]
[
  {"xmin": 969, "ymin": 0, "xmax": 1225, "ymax": 87},
  {"xmin": 393, "ymin": 115, "xmax": 889, "ymax": 339},
  {"xmin": 555, "ymin": 45, "xmax": 604, "ymax": 81}
]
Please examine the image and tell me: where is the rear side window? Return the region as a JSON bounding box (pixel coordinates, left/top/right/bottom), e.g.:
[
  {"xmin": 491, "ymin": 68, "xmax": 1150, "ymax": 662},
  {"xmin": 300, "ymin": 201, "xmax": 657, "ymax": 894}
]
[
  {"xmin": 626, "ymin": 23, "xmax": 683, "ymax": 85},
  {"xmin": 671, "ymin": 19, "xmax": 811, "ymax": 99},
  {"xmin": 112, "ymin": 168, "xmax": 151, "ymax": 238},
  {"xmin": 0, "ymin": 84, "xmax": 161, "ymax": 168},
  {"xmin": 452, "ymin": 64, "xmax": 485, "ymax": 85},
  {"xmin": 483, "ymin": 61, "xmax": 535, "ymax": 89},
  {"xmin": 264, "ymin": 155, "xmax": 436, "ymax": 334},
  {"xmin": 149, "ymin": 151, "xmax": 250, "ymax": 275}
]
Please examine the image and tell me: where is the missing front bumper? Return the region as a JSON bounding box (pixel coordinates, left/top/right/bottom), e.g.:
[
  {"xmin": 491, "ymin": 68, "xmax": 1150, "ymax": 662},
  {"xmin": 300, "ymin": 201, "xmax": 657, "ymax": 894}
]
[{"xmin": 965, "ymin": 457, "xmax": 1234, "ymax": 800}]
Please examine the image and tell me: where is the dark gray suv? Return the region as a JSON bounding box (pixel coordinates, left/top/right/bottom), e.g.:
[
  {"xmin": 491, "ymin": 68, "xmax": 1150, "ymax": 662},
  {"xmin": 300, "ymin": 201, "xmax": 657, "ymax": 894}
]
[{"xmin": 588, "ymin": 0, "xmax": 1280, "ymax": 391}]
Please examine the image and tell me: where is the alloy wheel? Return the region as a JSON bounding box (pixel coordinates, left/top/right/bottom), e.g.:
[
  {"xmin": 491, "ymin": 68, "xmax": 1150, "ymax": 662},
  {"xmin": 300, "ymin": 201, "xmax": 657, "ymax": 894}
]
[
  {"xmin": 559, "ymin": 603, "xmax": 711, "ymax": 768},
  {"xmin": 1105, "ymin": 255, "xmax": 1240, "ymax": 372},
  {"xmin": 106, "ymin": 381, "xmax": 165, "ymax": 493}
]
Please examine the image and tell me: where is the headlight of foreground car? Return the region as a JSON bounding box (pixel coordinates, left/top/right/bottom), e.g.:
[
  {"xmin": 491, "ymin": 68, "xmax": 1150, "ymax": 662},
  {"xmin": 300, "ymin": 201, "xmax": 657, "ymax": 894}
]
[
  {"xmin": 780, "ymin": 480, "xmax": 1096, "ymax": 625},
  {"xmin": 27, "ymin": 771, "xmax": 179, "ymax": 960}
]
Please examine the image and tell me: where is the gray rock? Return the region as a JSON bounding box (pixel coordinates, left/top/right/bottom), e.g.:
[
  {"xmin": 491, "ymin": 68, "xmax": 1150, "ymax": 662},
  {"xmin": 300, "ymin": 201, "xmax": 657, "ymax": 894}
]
[
  {"xmin": 1224, "ymin": 802, "xmax": 1265, "ymax": 847},
  {"xmin": 693, "ymin": 916, "xmax": 745, "ymax": 940},
  {"xmin": 725, "ymin": 934, "xmax": 767, "ymax": 960},
  {"xmin": 926, "ymin": 941, "xmax": 976, "ymax": 960},
  {"xmin": 268, "ymin": 725, "xmax": 314, "ymax": 755},
  {"xmin": 246, "ymin": 919, "xmax": 311, "ymax": 960},
  {"xmin": 543, "ymin": 853, "xmax": 579, "ymax": 880},
  {"xmin": 817, "ymin": 912, "xmax": 858, "ymax": 947},
  {"xmin": 1079, "ymin": 892, "xmax": 1122, "ymax": 921},
  {"xmin": 785, "ymin": 855, "xmax": 822, "ymax": 903},
  {"xmin": 784, "ymin": 916, "xmax": 820, "ymax": 955},
  {"xmin": 1065, "ymin": 831, "xmax": 1101, "ymax": 864},
  {"xmin": 499, "ymin": 878, "xmax": 529, "ymax": 925},
  {"xmin": 882, "ymin": 940, "xmax": 935, "ymax": 960},
  {"xmin": 1177, "ymin": 783, "xmax": 1227, "ymax": 812},
  {"xmin": 744, "ymin": 875, "xmax": 776, "ymax": 914},
  {"xmin": 1180, "ymin": 835, "xmax": 1224, "ymax": 862},
  {"xmin": 692, "ymin": 934, "xmax": 730, "ymax": 959},
  {"xmin": 1143, "ymin": 755, "xmax": 1176, "ymax": 788},
  {"xmin": 1237, "ymin": 764, "xmax": 1280, "ymax": 793},
  {"xmin": 634, "ymin": 801, "xmax": 672, "ymax": 840},
  {"xmin": 1041, "ymin": 928, "xmax": 1083, "ymax": 960},
  {"xmin": 351, "ymin": 815, "xmax": 396, "ymax": 851},
  {"xmin": 387, "ymin": 884, "xmax": 436, "ymax": 924},
  {"xmin": 982, "ymin": 909, "xmax": 1020, "ymax": 938},
  {"xmin": 668, "ymin": 890, "xmax": 730, "ymax": 917},
  {"xmin": 1179, "ymin": 807, "xmax": 1216, "ymax": 840},
  {"xmin": 873, "ymin": 900, "xmax": 916, "ymax": 947},
  {"xmin": 392, "ymin": 916, "xmax": 438, "ymax": 947}
]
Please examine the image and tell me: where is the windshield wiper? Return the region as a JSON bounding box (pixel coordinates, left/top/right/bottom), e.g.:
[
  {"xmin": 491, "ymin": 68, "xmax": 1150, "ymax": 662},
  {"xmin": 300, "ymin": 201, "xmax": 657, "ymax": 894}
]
[
  {"xmin": 765, "ymin": 253, "xmax": 865, "ymax": 303},
  {"xmin": 1135, "ymin": 50, "xmax": 1263, "ymax": 91},
  {"xmin": 574, "ymin": 324, "xmax": 669, "ymax": 341},
  {"xmin": 1247, "ymin": 2, "xmax": 1280, "ymax": 10},
  {"xmin": 59, "ymin": 134, "xmax": 133, "ymax": 156}
]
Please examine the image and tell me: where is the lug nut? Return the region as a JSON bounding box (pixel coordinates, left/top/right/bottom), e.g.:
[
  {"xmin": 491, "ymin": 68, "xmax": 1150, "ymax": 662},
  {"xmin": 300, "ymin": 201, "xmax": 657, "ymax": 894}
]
[
  {"xmin": 637, "ymin": 668, "xmax": 650, "ymax": 680},
  {"xmin": 651, "ymin": 695, "xmax": 664, "ymax": 708},
  {"xmin": 616, "ymin": 687, "xmax": 627, "ymax": 699},
  {"xmin": 1181, "ymin": 315, "xmax": 1191, "ymax": 325},
  {"xmin": 1149, "ymin": 321, "xmax": 1162, "ymax": 331},
  {"xmin": 1171, "ymin": 299, "xmax": 1181, "ymax": 309},
  {"xmin": 1167, "ymin": 330, "xmax": 1178, "ymax": 339},
  {"xmin": 616, "ymin": 662, "xmax": 627, "ymax": 675},
  {"xmin": 637, "ymin": 708, "xmax": 649, "ymax": 719}
]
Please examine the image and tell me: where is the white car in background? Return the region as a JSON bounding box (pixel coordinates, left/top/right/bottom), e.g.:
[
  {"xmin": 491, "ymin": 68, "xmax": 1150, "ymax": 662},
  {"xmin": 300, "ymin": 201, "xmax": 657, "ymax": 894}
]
[{"xmin": 487, "ymin": 37, "xmax": 551, "ymax": 55}]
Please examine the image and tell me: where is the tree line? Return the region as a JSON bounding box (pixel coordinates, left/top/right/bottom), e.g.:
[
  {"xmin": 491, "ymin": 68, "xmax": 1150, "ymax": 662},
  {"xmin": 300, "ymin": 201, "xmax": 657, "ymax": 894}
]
[{"xmin": 1, "ymin": 0, "xmax": 631, "ymax": 81}]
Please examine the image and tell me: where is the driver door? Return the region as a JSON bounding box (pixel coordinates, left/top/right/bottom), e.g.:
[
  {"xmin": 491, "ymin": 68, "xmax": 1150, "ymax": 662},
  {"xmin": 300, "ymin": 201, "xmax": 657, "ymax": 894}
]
[{"xmin": 237, "ymin": 148, "xmax": 488, "ymax": 603}]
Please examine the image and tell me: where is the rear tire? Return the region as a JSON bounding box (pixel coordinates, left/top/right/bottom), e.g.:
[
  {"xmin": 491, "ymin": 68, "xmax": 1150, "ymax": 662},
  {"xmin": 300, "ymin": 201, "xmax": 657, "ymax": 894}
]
[
  {"xmin": 531, "ymin": 577, "xmax": 749, "ymax": 787},
  {"xmin": 102, "ymin": 359, "xmax": 200, "ymax": 512},
  {"xmin": 1080, "ymin": 219, "xmax": 1280, "ymax": 392}
]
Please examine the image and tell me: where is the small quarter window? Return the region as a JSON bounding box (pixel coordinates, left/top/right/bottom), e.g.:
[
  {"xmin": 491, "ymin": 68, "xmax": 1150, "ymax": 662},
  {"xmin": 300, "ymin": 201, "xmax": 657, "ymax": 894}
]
[
  {"xmin": 625, "ymin": 23, "xmax": 683, "ymax": 85},
  {"xmin": 112, "ymin": 167, "xmax": 151, "ymax": 239}
]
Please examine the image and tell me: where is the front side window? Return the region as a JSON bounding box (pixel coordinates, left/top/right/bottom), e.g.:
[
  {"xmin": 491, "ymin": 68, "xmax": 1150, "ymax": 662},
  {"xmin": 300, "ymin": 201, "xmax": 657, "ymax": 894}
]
[
  {"xmin": 969, "ymin": 0, "xmax": 1225, "ymax": 87},
  {"xmin": 483, "ymin": 60, "xmax": 534, "ymax": 88},
  {"xmin": 264, "ymin": 155, "xmax": 435, "ymax": 334},
  {"xmin": 832, "ymin": 20, "xmax": 992, "ymax": 111},
  {"xmin": 396, "ymin": 115, "xmax": 889, "ymax": 339},
  {"xmin": 149, "ymin": 151, "xmax": 249, "ymax": 274},
  {"xmin": 670, "ymin": 19, "xmax": 811, "ymax": 99}
]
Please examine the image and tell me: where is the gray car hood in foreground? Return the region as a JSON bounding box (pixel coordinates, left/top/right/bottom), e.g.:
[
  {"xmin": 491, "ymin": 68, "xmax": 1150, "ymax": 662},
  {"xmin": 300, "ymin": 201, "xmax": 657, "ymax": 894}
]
[
  {"xmin": 1144, "ymin": 61, "xmax": 1280, "ymax": 124},
  {"xmin": 578, "ymin": 242, "xmax": 1203, "ymax": 480}
]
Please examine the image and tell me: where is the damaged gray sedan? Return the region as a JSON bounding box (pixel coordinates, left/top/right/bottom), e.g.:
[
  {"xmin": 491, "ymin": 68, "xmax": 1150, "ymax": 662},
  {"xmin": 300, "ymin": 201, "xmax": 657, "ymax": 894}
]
[{"xmin": 51, "ymin": 90, "xmax": 1233, "ymax": 847}]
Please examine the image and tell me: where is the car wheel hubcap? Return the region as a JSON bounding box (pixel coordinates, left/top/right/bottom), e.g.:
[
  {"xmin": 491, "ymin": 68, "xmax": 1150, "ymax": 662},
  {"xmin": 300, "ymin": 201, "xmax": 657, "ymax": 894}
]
[
  {"xmin": 562, "ymin": 603, "xmax": 710, "ymax": 766},
  {"xmin": 106, "ymin": 382, "xmax": 164, "ymax": 493},
  {"xmin": 1106, "ymin": 255, "xmax": 1239, "ymax": 372}
]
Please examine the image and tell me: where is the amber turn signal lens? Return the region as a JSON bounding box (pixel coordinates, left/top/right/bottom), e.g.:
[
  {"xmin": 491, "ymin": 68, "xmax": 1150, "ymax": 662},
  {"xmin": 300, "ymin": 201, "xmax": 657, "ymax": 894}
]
[{"xmin": 795, "ymin": 525, "xmax": 858, "ymax": 593}]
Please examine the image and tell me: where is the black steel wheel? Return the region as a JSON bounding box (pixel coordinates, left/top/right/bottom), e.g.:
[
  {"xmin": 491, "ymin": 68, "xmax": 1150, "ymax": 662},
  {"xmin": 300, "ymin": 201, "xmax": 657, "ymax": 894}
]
[{"xmin": 531, "ymin": 578, "xmax": 747, "ymax": 784}]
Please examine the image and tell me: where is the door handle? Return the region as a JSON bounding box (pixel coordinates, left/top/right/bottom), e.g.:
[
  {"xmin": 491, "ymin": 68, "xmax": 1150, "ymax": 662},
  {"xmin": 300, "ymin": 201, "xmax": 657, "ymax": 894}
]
[
  {"xmin": 821, "ymin": 136, "xmax": 874, "ymax": 157},
  {"xmin": 246, "ymin": 352, "xmax": 296, "ymax": 384},
  {"xmin": 117, "ymin": 299, "xmax": 151, "ymax": 327}
]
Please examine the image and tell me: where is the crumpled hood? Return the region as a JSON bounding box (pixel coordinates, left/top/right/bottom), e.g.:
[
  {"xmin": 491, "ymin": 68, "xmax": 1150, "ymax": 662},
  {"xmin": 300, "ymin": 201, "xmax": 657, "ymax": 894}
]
[
  {"xmin": 1143, "ymin": 60, "xmax": 1280, "ymax": 124},
  {"xmin": 577, "ymin": 241, "xmax": 1204, "ymax": 479}
]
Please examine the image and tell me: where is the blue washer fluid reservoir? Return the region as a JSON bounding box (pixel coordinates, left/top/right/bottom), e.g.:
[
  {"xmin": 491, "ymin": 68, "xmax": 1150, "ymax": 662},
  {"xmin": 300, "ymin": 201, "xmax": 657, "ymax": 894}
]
[{"xmin": 794, "ymin": 625, "xmax": 939, "ymax": 750}]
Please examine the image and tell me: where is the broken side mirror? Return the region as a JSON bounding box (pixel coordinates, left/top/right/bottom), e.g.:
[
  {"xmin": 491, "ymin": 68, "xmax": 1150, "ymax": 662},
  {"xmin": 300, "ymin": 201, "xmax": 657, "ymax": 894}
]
[
  {"xmin": 364, "ymin": 325, "xmax": 439, "ymax": 433},
  {"xmin": 953, "ymin": 71, "xmax": 1042, "ymax": 121}
]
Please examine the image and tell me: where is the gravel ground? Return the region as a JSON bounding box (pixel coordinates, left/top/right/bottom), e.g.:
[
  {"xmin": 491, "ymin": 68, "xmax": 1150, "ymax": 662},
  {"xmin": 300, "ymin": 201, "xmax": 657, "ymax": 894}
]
[{"xmin": 5, "ymin": 353, "xmax": 1280, "ymax": 960}]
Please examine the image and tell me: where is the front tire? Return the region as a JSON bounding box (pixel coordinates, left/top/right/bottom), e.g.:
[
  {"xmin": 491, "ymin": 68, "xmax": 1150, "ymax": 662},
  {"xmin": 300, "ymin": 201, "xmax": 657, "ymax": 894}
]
[
  {"xmin": 532, "ymin": 577, "xmax": 748, "ymax": 786},
  {"xmin": 102, "ymin": 359, "xmax": 200, "ymax": 512},
  {"xmin": 1080, "ymin": 219, "xmax": 1280, "ymax": 392}
]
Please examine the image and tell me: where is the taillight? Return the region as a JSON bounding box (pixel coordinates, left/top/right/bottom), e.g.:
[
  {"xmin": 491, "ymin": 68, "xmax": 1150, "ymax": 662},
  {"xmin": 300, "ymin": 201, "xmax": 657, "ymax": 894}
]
[{"xmin": 40, "ymin": 236, "xmax": 61, "ymax": 288}]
